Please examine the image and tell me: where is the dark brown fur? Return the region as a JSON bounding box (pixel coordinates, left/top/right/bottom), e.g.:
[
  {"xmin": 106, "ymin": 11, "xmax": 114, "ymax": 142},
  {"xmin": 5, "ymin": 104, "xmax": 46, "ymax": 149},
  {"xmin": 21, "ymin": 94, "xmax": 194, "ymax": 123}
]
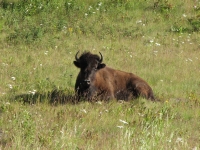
[{"xmin": 74, "ymin": 52, "xmax": 155, "ymax": 101}]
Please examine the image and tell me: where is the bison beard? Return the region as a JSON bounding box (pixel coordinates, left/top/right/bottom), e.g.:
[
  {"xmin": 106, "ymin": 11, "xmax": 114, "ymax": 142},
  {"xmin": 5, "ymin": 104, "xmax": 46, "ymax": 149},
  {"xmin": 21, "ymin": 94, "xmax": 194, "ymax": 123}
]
[{"xmin": 74, "ymin": 51, "xmax": 155, "ymax": 101}]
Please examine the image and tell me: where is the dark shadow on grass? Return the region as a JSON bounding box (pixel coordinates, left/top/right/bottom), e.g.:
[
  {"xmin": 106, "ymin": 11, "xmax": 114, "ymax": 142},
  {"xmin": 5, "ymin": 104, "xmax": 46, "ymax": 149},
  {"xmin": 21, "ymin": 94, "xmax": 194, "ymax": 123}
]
[
  {"xmin": 14, "ymin": 89, "xmax": 79, "ymax": 105},
  {"xmin": 13, "ymin": 89, "xmax": 161, "ymax": 105}
]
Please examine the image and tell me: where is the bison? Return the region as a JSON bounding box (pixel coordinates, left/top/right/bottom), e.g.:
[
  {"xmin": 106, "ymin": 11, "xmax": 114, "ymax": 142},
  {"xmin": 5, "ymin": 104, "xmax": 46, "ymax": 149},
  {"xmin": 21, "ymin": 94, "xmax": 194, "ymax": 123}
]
[{"xmin": 73, "ymin": 51, "xmax": 155, "ymax": 101}]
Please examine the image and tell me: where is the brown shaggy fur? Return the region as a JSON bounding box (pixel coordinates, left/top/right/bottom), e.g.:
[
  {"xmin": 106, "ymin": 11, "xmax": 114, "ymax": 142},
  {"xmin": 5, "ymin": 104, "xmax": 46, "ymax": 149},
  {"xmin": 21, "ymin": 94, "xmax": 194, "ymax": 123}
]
[{"xmin": 74, "ymin": 52, "xmax": 155, "ymax": 101}]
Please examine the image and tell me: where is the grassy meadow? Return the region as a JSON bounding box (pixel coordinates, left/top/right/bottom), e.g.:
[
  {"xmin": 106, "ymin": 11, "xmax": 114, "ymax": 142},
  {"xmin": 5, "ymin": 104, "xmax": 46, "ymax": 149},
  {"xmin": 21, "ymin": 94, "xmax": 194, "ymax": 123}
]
[{"xmin": 0, "ymin": 0, "xmax": 200, "ymax": 149}]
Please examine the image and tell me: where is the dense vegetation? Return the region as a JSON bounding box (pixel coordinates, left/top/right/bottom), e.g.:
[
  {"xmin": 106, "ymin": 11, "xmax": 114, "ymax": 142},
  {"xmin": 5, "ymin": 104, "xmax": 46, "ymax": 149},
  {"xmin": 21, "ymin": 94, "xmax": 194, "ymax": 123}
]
[{"xmin": 0, "ymin": 0, "xmax": 200, "ymax": 149}]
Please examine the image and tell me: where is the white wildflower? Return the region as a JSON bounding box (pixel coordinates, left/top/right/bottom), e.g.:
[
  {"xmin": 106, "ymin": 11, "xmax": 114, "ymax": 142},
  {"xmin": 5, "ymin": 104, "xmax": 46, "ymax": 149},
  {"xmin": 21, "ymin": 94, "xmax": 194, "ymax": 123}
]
[
  {"xmin": 119, "ymin": 119, "xmax": 128, "ymax": 124},
  {"xmin": 2, "ymin": 63, "xmax": 8, "ymax": 66},
  {"xmin": 96, "ymin": 101, "xmax": 102, "ymax": 105},
  {"xmin": 5, "ymin": 102, "xmax": 10, "ymax": 105},
  {"xmin": 29, "ymin": 89, "xmax": 36, "ymax": 95},
  {"xmin": 88, "ymin": 6, "xmax": 92, "ymax": 10},
  {"xmin": 11, "ymin": 77, "xmax": 16, "ymax": 81},
  {"xmin": 138, "ymin": 113, "xmax": 144, "ymax": 117},
  {"xmin": 44, "ymin": 51, "xmax": 48, "ymax": 55},
  {"xmin": 182, "ymin": 14, "xmax": 187, "ymax": 17},
  {"xmin": 98, "ymin": 2, "xmax": 102, "ymax": 6},
  {"xmin": 8, "ymin": 84, "xmax": 13, "ymax": 89},
  {"xmin": 176, "ymin": 137, "xmax": 184, "ymax": 143},
  {"xmin": 150, "ymin": 39, "xmax": 154, "ymax": 43},
  {"xmin": 117, "ymin": 126, "xmax": 124, "ymax": 129},
  {"xmin": 136, "ymin": 20, "xmax": 142, "ymax": 24},
  {"xmin": 81, "ymin": 109, "xmax": 87, "ymax": 113},
  {"xmin": 155, "ymin": 43, "xmax": 161, "ymax": 46}
]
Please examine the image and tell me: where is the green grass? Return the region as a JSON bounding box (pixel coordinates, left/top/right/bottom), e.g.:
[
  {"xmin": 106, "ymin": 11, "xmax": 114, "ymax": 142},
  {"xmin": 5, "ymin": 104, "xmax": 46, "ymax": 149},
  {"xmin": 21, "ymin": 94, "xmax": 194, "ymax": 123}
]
[{"xmin": 0, "ymin": 0, "xmax": 200, "ymax": 149}]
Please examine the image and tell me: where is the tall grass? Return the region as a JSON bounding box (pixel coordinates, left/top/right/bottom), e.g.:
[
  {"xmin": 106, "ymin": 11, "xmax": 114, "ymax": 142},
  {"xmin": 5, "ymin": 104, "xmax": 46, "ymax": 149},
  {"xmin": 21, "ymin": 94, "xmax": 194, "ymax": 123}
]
[{"xmin": 0, "ymin": 0, "xmax": 200, "ymax": 149}]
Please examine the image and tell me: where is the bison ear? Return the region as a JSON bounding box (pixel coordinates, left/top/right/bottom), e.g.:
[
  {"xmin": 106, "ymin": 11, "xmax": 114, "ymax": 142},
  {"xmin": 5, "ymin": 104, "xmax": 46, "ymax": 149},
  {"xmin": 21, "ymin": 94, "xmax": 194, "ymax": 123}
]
[
  {"xmin": 97, "ymin": 63, "xmax": 106, "ymax": 69},
  {"xmin": 73, "ymin": 61, "xmax": 80, "ymax": 68}
]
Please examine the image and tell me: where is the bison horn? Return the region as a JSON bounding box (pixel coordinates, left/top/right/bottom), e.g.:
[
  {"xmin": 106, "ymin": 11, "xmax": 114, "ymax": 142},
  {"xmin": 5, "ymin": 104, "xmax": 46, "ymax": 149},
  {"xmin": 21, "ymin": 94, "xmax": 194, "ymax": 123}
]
[
  {"xmin": 99, "ymin": 52, "xmax": 103, "ymax": 63},
  {"xmin": 75, "ymin": 51, "xmax": 79, "ymax": 61}
]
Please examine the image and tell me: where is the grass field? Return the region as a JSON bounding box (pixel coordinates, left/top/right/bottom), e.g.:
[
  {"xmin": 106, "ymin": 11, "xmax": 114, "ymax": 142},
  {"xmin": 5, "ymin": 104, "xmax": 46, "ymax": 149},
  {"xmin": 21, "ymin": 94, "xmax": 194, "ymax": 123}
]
[{"xmin": 0, "ymin": 0, "xmax": 200, "ymax": 149}]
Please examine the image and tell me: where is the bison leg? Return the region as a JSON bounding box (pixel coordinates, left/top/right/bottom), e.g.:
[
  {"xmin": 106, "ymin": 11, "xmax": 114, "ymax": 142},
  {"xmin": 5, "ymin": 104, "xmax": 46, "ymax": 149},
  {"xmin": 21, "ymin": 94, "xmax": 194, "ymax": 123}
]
[
  {"xmin": 75, "ymin": 86, "xmax": 92, "ymax": 102},
  {"xmin": 87, "ymin": 86, "xmax": 116, "ymax": 101},
  {"xmin": 103, "ymin": 91, "xmax": 115, "ymax": 100},
  {"xmin": 86, "ymin": 86, "xmax": 99, "ymax": 101}
]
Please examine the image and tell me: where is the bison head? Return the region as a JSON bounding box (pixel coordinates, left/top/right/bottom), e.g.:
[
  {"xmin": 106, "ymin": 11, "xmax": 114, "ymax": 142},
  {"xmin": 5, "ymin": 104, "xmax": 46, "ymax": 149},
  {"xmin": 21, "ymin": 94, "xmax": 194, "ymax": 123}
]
[{"xmin": 74, "ymin": 51, "xmax": 106, "ymax": 85}]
